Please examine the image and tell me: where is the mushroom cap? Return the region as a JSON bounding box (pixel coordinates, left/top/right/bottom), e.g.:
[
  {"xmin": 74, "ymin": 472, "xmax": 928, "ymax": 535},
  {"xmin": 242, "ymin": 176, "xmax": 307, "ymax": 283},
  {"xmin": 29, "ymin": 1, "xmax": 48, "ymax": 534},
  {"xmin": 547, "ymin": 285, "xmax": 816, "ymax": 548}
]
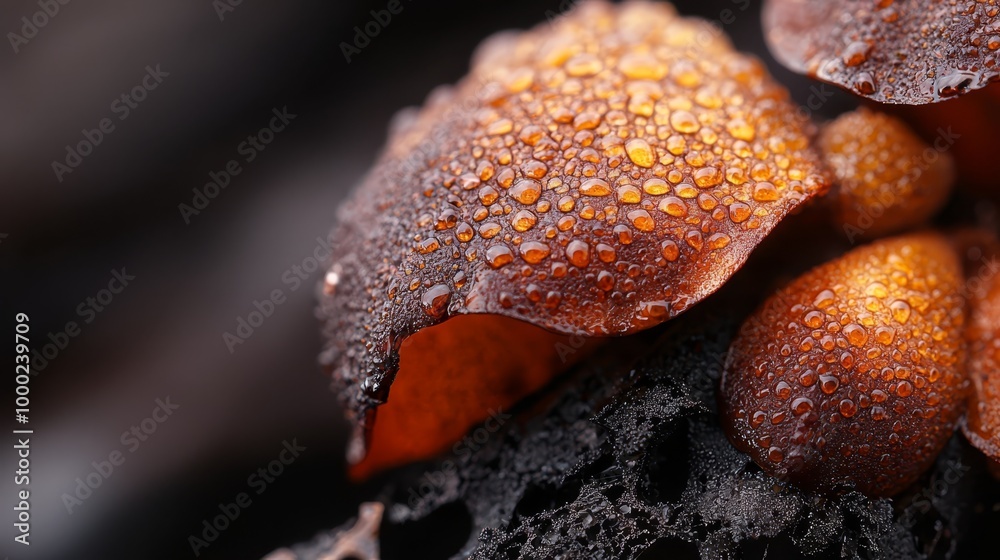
[
  {"xmin": 963, "ymin": 237, "xmax": 1000, "ymax": 466},
  {"xmin": 320, "ymin": 0, "xmax": 829, "ymax": 474},
  {"xmin": 818, "ymin": 107, "xmax": 954, "ymax": 240},
  {"xmin": 721, "ymin": 232, "xmax": 969, "ymax": 496},
  {"xmin": 763, "ymin": 0, "xmax": 1000, "ymax": 104}
]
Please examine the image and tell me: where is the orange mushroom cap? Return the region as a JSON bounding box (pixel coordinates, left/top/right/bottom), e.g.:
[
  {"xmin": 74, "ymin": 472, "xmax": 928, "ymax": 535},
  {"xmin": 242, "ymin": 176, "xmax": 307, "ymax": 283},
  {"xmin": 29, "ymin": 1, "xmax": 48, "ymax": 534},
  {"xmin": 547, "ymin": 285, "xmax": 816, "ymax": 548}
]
[{"xmin": 721, "ymin": 232, "xmax": 969, "ymax": 496}]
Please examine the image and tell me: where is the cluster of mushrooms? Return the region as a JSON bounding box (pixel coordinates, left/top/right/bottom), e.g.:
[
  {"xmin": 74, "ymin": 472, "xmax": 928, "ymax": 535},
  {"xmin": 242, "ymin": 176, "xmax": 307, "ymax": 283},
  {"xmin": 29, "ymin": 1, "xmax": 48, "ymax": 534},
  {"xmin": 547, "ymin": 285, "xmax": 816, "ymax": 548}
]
[{"xmin": 317, "ymin": 0, "xmax": 1000, "ymax": 505}]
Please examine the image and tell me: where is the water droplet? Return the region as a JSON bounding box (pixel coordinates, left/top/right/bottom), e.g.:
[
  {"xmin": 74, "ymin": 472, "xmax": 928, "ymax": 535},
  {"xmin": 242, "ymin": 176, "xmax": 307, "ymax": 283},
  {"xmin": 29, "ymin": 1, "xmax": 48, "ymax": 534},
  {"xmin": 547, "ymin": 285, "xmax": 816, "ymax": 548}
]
[
  {"xmin": 625, "ymin": 138, "xmax": 656, "ymax": 168},
  {"xmin": 842, "ymin": 41, "xmax": 869, "ymax": 66},
  {"xmin": 519, "ymin": 125, "xmax": 545, "ymax": 146},
  {"xmin": 936, "ymin": 71, "xmax": 976, "ymax": 97},
  {"xmin": 729, "ymin": 202, "xmax": 752, "ymax": 223},
  {"xmin": 661, "ymin": 240, "xmax": 679, "ymax": 261},
  {"xmin": 889, "ymin": 300, "xmax": 911, "ymax": 323},
  {"xmin": 642, "ymin": 177, "xmax": 670, "ymax": 195},
  {"xmin": 627, "ymin": 209, "xmax": 656, "ymax": 232},
  {"xmin": 323, "ymin": 269, "xmax": 340, "ymax": 294},
  {"xmin": 521, "ymin": 159, "xmax": 548, "ymax": 179},
  {"xmin": 767, "ymin": 447, "xmax": 784, "ymax": 463},
  {"xmin": 479, "ymin": 222, "xmax": 501, "ymax": 239},
  {"xmin": 487, "ymin": 118, "xmax": 513, "ymax": 135},
  {"xmin": 511, "ymin": 209, "xmax": 537, "ymax": 232},
  {"xmin": 697, "ymin": 192, "xmax": 718, "ymax": 210},
  {"xmin": 675, "ymin": 183, "xmax": 697, "ymax": 198},
  {"xmin": 657, "ymin": 196, "xmax": 687, "ymax": 217},
  {"xmin": 580, "ymin": 178, "xmax": 612, "ymax": 196},
  {"xmin": 566, "ymin": 240, "xmax": 590, "ymax": 267},
  {"xmin": 638, "ymin": 300, "xmax": 670, "ymax": 318},
  {"xmin": 752, "ymin": 182, "xmax": 779, "ymax": 202},
  {"xmin": 510, "ymin": 179, "xmax": 542, "ymax": 205},
  {"xmin": 897, "ymin": 380, "xmax": 913, "ymax": 397},
  {"xmin": 479, "ymin": 186, "xmax": 500, "ymax": 206},
  {"xmin": 726, "ymin": 118, "xmax": 755, "ymax": 141},
  {"xmin": 839, "ymin": 399, "xmax": 857, "ymax": 418},
  {"xmin": 669, "ymin": 110, "xmax": 700, "ymax": 134},
  {"xmin": 707, "ymin": 233, "xmax": 731, "ymax": 250},
  {"xmin": 615, "ymin": 225, "xmax": 634, "ymax": 244},
  {"xmin": 618, "ymin": 52, "xmax": 666, "ymax": 80},
  {"xmin": 616, "ymin": 184, "xmax": 642, "ymax": 204},
  {"xmin": 417, "ymin": 237, "xmax": 440, "ymax": 254},
  {"xmin": 819, "ymin": 375, "xmax": 840, "ymax": 394},
  {"xmin": 844, "ymin": 323, "xmax": 868, "ymax": 346},
  {"xmin": 798, "ymin": 369, "xmax": 817, "ymax": 387},
  {"xmin": 573, "ymin": 111, "xmax": 601, "ymax": 130},
  {"xmin": 791, "ymin": 397, "xmax": 813, "ymax": 415},
  {"xmin": 803, "ymin": 311, "xmax": 823, "ymax": 328},
  {"xmin": 694, "ymin": 167, "xmax": 723, "ymax": 187},
  {"xmin": 597, "ymin": 271, "xmax": 615, "ymax": 291},
  {"xmin": 596, "ymin": 243, "xmax": 616, "ymax": 263},
  {"xmin": 498, "ymin": 292, "xmax": 514, "ymax": 308},
  {"xmin": 421, "ymin": 284, "xmax": 451, "ymax": 317},
  {"xmin": 565, "ymin": 53, "xmax": 603, "ymax": 76},
  {"xmin": 775, "ymin": 381, "xmax": 792, "ymax": 399},
  {"xmin": 519, "ymin": 241, "xmax": 551, "ymax": 264},
  {"xmin": 814, "ymin": 289, "xmax": 836, "ymax": 309},
  {"xmin": 486, "ymin": 245, "xmax": 514, "ymax": 268},
  {"xmin": 684, "ymin": 229, "xmax": 704, "ymax": 250},
  {"xmin": 875, "ymin": 326, "xmax": 895, "ymax": 345},
  {"xmin": 854, "ymin": 71, "xmax": 876, "ymax": 94}
]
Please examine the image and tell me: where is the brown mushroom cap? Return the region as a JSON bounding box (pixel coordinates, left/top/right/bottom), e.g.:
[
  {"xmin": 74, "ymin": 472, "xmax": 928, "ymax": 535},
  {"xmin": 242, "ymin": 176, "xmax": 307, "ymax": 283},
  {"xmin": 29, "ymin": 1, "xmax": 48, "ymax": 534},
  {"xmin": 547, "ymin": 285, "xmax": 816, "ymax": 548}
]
[
  {"xmin": 963, "ymin": 238, "xmax": 1000, "ymax": 468},
  {"xmin": 320, "ymin": 0, "xmax": 829, "ymax": 477},
  {"xmin": 819, "ymin": 107, "xmax": 955, "ymax": 240},
  {"xmin": 763, "ymin": 0, "xmax": 1000, "ymax": 104},
  {"xmin": 721, "ymin": 232, "xmax": 969, "ymax": 496}
]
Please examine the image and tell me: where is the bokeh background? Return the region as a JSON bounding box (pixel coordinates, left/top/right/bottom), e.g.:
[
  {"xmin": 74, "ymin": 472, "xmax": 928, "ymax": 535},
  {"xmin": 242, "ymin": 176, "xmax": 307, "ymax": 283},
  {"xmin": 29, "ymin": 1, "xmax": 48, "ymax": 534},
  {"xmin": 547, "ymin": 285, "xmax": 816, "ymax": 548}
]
[{"xmin": 0, "ymin": 1, "xmax": 856, "ymax": 558}]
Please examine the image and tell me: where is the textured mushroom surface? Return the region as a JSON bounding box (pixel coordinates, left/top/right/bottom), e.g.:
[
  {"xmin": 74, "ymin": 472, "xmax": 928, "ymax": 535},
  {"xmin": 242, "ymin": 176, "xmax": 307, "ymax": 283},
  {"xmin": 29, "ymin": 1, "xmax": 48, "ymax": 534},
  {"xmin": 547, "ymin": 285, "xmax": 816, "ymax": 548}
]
[
  {"xmin": 319, "ymin": 0, "xmax": 829, "ymax": 476},
  {"xmin": 819, "ymin": 108, "xmax": 954, "ymax": 241},
  {"xmin": 763, "ymin": 0, "xmax": 1000, "ymax": 104},
  {"xmin": 963, "ymin": 245, "xmax": 1000, "ymax": 467},
  {"xmin": 721, "ymin": 233, "xmax": 969, "ymax": 496}
]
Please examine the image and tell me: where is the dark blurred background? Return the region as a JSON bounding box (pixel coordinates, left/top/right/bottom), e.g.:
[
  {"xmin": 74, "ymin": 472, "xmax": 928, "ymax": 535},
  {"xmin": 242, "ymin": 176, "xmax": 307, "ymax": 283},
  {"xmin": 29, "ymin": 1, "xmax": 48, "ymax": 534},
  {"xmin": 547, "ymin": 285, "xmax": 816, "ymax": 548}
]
[{"xmin": 0, "ymin": 1, "xmax": 854, "ymax": 558}]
